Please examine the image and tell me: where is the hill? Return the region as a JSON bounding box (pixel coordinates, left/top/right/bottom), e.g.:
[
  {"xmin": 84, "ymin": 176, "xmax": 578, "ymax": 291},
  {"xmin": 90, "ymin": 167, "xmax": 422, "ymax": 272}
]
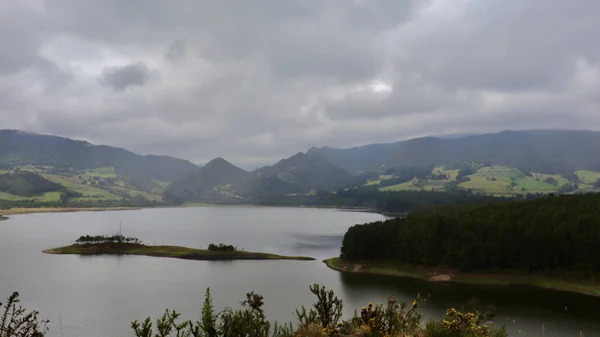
[
  {"xmin": 164, "ymin": 154, "xmax": 359, "ymax": 203},
  {"xmin": 256, "ymin": 153, "xmax": 361, "ymax": 191},
  {"xmin": 0, "ymin": 130, "xmax": 198, "ymax": 190},
  {"xmin": 164, "ymin": 158, "xmax": 253, "ymax": 202},
  {"xmin": 306, "ymin": 143, "xmax": 401, "ymax": 174},
  {"xmin": 307, "ymin": 130, "xmax": 600, "ymax": 175},
  {"xmin": 0, "ymin": 172, "xmax": 63, "ymax": 197},
  {"xmin": 385, "ymin": 130, "xmax": 600, "ymax": 174}
]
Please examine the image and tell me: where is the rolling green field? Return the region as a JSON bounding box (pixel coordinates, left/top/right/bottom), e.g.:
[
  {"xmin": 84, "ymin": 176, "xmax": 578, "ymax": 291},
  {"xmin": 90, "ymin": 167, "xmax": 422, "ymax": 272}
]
[
  {"xmin": 0, "ymin": 191, "xmax": 23, "ymax": 200},
  {"xmin": 576, "ymin": 170, "xmax": 600, "ymax": 185},
  {"xmin": 374, "ymin": 164, "xmax": 600, "ymax": 196},
  {"xmin": 0, "ymin": 165, "xmax": 165, "ymax": 203}
]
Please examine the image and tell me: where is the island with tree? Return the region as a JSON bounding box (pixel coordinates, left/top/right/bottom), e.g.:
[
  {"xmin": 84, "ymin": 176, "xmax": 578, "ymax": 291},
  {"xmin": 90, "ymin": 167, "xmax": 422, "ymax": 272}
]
[{"xmin": 44, "ymin": 234, "xmax": 314, "ymax": 261}]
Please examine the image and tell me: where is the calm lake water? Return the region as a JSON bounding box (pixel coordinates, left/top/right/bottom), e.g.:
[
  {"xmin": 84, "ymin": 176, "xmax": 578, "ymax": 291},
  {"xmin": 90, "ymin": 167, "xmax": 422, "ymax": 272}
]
[{"xmin": 1, "ymin": 207, "xmax": 599, "ymax": 337}]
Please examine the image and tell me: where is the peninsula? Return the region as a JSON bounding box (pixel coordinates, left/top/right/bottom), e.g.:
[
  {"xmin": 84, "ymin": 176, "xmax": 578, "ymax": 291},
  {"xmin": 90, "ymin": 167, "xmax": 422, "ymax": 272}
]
[{"xmin": 324, "ymin": 258, "xmax": 600, "ymax": 297}]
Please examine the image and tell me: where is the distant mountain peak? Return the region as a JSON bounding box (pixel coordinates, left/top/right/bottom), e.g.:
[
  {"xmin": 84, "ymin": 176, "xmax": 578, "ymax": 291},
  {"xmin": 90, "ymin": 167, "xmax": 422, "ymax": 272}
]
[{"xmin": 203, "ymin": 157, "xmax": 245, "ymax": 171}]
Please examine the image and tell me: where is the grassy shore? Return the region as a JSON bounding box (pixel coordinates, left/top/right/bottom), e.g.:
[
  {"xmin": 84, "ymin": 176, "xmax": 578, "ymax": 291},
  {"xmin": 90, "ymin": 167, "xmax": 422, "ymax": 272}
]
[
  {"xmin": 0, "ymin": 206, "xmax": 138, "ymax": 216},
  {"xmin": 324, "ymin": 257, "xmax": 600, "ymax": 297},
  {"xmin": 44, "ymin": 243, "xmax": 315, "ymax": 261},
  {"xmin": 0, "ymin": 216, "xmax": 7, "ymax": 221}
]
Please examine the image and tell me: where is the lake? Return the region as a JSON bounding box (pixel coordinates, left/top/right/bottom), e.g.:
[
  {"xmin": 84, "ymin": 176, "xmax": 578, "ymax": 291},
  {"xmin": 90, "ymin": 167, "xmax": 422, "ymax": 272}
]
[{"xmin": 1, "ymin": 206, "xmax": 599, "ymax": 337}]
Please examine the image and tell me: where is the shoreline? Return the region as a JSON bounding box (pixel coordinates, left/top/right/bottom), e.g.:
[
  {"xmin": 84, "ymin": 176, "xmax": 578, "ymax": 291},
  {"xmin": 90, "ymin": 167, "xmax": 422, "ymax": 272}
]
[
  {"xmin": 44, "ymin": 243, "xmax": 315, "ymax": 261},
  {"xmin": 323, "ymin": 257, "xmax": 600, "ymax": 298},
  {"xmin": 0, "ymin": 204, "xmax": 394, "ymax": 217},
  {"xmin": 0, "ymin": 206, "xmax": 139, "ymax": 216}
]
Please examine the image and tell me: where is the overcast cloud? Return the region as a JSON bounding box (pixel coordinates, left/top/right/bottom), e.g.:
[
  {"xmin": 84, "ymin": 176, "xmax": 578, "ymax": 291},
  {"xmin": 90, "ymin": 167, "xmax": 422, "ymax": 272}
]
[{"xmin": 1, "ymin": 0, "xmax": 599, "ymax": 168}]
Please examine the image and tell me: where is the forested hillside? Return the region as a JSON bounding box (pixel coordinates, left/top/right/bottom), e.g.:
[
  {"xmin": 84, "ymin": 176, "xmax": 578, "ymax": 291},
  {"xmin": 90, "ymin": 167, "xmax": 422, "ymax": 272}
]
[
  {"xmin": 164, "ymin": 158, "xmax": 254, "ymax": 202},
  {"xmin": 256, "ymin": 153, "xmax": 362, "ymax": 190},
  {"xmin": 306, "ymin": 142, "xmax": 402, "ymax": 173},
  {"xmin": 385, "ymin": 130, "xmax": 600, "ymax": 174},
  {"xmin": 165, "ymin": 154, "xmax": 364, "ymax": 203},
  {"xmin": 309, "ymin": 130, "xmax": 600, "ymax": 175},
  {"xmin": 0, "ymin": 172, "xmax": 63, "ymax": 197},
  {"xmin": 341, "ymin": 193, "xmax": 600, "ymax": 273}
]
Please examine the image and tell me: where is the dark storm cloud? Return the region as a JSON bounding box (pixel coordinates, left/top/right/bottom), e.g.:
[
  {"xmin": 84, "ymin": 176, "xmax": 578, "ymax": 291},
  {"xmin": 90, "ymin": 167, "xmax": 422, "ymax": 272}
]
[
  {"xmin": 99, "ymin": 62, "xmax": 150, "ymax": 91},
  {"xmin": 1, "ymin": 0, "xmax": 599, "ymax": 166}
]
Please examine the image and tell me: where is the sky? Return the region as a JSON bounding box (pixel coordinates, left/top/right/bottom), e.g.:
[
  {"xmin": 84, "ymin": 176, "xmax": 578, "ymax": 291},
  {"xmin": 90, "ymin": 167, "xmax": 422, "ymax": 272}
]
[{"xmin": 1, "ymin": 0, "xmax": 599, "ymax": 168}]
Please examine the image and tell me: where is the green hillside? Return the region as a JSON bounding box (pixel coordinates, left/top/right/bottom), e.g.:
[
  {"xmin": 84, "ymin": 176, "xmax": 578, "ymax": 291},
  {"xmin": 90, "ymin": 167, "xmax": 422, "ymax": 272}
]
[
  {"xmin": 0, "ymin": 171, "xmax": 63, "ymax": 196},
  {"xmin": 256, "ymin": 153, "xmax": 362, "ymax": 191},
  {"xmin": 0, "ymin": 130, "xmax": 198, "ymax": 190},
  {"xmin": 0, "ymin": 166, "xmax": 165, "ymax": 206},
  {"xmin": 164, "ymin": 158, "xmax": 306, "ymax": 203},
  {"xmin": 372, "ymin": 164, "xmax": 600, "ymax": 196}
]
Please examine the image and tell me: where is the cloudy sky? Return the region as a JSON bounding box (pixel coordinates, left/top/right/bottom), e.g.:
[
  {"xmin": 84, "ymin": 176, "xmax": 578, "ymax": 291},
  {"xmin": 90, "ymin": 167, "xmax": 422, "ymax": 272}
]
[{"xmin": 1, "ymin": 0, "xmax": 599, "ymax": 168}]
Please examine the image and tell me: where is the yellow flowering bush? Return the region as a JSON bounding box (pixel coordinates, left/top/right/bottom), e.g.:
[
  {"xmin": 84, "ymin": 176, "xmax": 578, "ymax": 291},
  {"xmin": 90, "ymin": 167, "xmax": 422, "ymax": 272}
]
[
  {"xmin": 350, "ymin": 296, "xmax": 422, "ymax": 337},
  {"xmin": 425, "ymin": 307, "xmax": 507, "ymax": 337}
]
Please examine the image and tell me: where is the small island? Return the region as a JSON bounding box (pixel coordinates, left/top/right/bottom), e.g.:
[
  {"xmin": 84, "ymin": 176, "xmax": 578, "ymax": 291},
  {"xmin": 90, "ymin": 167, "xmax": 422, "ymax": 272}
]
[{"xmin": 44, "ymin": 234, "xmax": 315, "ymax": 261}]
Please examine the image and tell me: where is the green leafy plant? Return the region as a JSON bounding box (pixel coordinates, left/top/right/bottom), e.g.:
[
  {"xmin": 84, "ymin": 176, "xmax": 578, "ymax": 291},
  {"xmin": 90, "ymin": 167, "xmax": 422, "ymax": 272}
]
[{"xmin": 295, "ymin": 284, "xmax": 343, "ymax": 330}]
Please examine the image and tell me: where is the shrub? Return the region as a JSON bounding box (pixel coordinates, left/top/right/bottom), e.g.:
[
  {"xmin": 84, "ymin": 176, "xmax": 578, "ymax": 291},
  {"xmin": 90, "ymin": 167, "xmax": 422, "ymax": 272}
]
[
  {"xmin": 0, "ymin": 292, "xmax": 48, "ymax": 337},
  {"xmin": 295, "ymin": 284, "xmax": 343, "ymax": 330}
]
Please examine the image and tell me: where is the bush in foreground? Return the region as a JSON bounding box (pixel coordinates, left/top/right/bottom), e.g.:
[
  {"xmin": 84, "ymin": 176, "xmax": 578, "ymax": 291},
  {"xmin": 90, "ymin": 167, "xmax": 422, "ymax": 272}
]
[
  {"xmin": 1, "ymin": 286, "xmax": 505, "ymax": 337},
  {"xmin": 131, "ymin": 284, "xmax": 506, "ymax": 337}
]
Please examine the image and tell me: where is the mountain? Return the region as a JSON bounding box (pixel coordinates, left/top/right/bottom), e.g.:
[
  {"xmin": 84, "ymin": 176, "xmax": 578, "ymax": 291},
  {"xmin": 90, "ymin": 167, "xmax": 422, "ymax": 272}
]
[
  {"xmin": 385, "ymin": 130, "xmax": 600, "ymax": 174},
  {"xmin": 0, "ymin": 130, "xmax": 198, "ymax": 189},
  {"xmin": 307, "ymin": 130, "xmax": 600, "ymax": 175},
  {"xmin": 164, "ymin": 157, "xmax": 253, "ymax": 199},
  {"xmin": 164, "ymin": 152, "xmax": 359, "ymax": 203},
  {"xmin": 164, "ymin": 158, "xmax": 303, "ymax": 202},
  {"xmin": 306, "ymin": 143, "xmax": 402, "ymax": 174},
  {"xmin": 257, "ymin": 152, "xmax": 361, "ymax": 190},
  {"xmin": 163, "ymin": 158, "xmax": 251, "ymax": 202}
]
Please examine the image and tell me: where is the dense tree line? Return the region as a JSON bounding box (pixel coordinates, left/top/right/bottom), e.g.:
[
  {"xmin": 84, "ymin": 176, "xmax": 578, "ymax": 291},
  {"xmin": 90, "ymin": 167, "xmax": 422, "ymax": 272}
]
[
  {"xmin": 341, "ymin": 193, "xmax": 600, "ymax": 273},
  {"xmin": 256, "ymin": 188, "xmax": 517, "ymax": 214},
  {"xmin": 0, "ymin": 197, "xmax": 177, "ymax": 210},
  {"xmin": 208, "ymin": 243, "xmax": 236, "ymax": 252},
  {"xmin": 75, "ymin": 234, "xmax": 141, "ymax": 245}
]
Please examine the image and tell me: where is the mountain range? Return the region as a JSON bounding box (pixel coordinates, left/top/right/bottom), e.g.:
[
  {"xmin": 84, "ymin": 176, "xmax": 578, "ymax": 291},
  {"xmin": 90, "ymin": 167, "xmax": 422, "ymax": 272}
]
[
  {"xmin": 2, "ymin": 129, "xmax": 600, "ymax": 203},
  {"xmin": 0, "ymin": 130, "xmax": 198, "ymax": 190},
  {"xmin": 308, "ymin": 129, "xmax": 600, "ymax": 174}
]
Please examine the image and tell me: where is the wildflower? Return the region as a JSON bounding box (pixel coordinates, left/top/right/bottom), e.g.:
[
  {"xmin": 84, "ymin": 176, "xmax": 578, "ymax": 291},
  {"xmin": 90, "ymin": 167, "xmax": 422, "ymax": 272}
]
[{"xmin": 411, "ymin": 300, "xmax": 418, "ymax": 309}]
